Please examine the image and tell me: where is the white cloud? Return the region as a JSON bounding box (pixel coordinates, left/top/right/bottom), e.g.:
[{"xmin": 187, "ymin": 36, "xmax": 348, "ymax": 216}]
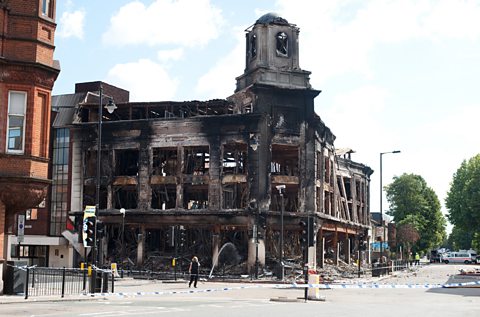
[
  {"xmin": 195, "ymin": 27, "xmax": 245, "ymax": 99},
  {"xmin": 422, "ymin": 0, "xmax": 480, "ymax": 41},
  {"xmin": 322, "ymin": 85, "xmax": 389, "ymax": 151},
  {"xmin": 157, "ymin": 48, "xmax": 184, "ymax": 62},
  {"xmin": 57, "ymin": 9, "xmax": 85, "ymax": 39},
  {"xmin": 106, "ymin": 59, "xmax": 179, "ymax": 101},
  {"xmin": 102, "ymin": 0, "xmax": 225, "ymax": 47},
  {"xmin": 275, "ymin": 0, "xmax": 480, "ymax": 85}
]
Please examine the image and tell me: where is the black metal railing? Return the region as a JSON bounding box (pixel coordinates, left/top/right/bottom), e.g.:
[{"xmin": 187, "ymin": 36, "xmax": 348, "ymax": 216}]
[
  {"xmin": 371, "ymin": 260, "xmax": 410, "ymax": 277},
  {"xmin": 23, "ymin": 267, "xmax": 114, "ymax": 299}
]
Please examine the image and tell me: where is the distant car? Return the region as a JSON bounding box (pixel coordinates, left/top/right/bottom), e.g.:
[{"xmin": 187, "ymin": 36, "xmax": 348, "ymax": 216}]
[{"xmin": 441, "ymin": 252, "xmax": 473, "ymax": 264}]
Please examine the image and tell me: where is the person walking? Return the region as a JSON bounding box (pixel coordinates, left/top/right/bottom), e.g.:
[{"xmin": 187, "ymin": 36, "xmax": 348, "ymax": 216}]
[{"xmin": 188, "ymin": 256, "xmax": 200, "ymax": 288}]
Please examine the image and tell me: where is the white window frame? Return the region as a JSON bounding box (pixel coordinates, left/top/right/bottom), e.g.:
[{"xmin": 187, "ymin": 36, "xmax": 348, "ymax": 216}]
[
  {"xmin": 7, "ymin": 91, "xmax": 27, "ymax": 154},
  {"xmin": 41, "ymin": 0, "xmax": 54, "ymax": 18}
]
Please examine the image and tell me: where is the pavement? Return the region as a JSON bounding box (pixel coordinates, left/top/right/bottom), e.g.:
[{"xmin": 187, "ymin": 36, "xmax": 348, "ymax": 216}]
[{"xmin": 1, "ymin": 263, "xmax": 477, "ymax": 305}]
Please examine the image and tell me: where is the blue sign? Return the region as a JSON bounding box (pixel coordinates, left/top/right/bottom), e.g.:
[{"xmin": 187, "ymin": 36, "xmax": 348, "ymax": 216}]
[{"xmin": 371, "ymin": 242, "xmax": 389, "ymax": 252}]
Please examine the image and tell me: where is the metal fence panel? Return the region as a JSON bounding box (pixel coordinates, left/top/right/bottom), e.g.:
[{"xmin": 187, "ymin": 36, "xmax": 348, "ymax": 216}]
[{"xmin": 24, "ymin": 267, "xmax": 113, "ymax": 299}]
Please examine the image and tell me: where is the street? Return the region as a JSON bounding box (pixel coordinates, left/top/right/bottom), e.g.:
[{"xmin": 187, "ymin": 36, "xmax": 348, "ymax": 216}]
[{"xmin": 1, "ymin": 264, "xmax": 479, "ymax": 317}]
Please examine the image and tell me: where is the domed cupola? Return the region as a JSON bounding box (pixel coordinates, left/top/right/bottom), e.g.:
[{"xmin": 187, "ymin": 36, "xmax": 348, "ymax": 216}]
[
  {"xmin": 255, "ymin": 12, "xmax": 289, "ymax": 25},
  {"xmin": 235, "ymin": 12, "xmax": 311, "ymax": 92}
]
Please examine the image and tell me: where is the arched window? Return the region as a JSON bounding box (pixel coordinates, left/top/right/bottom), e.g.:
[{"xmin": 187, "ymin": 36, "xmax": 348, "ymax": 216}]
[
  {"xmin": 250, "ymin": 34, "xmax": 257, "ymax": 59},
  {"xmin": 276, "ymin": 32, "xmax": 288, "ymax": 56}
]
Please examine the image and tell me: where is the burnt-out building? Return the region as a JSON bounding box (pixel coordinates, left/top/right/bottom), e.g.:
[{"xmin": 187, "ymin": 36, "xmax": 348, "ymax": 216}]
[{"xmin": 55, "ymin": 13, "xmax": 373, "ymax": 275}]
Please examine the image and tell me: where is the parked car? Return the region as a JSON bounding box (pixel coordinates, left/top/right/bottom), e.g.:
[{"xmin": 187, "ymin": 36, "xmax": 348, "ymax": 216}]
[{"xmin": 441, "ymin": 252, "xmax": 474, "ymax": 264}]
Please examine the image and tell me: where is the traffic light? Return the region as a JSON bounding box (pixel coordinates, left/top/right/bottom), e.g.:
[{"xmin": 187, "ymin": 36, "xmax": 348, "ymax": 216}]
[
  {"xmin": 259, "ymin": 213, "xmax": 267, "ymax": 230},
  {"xmin": 359, "ymin": 234, "xmax": 367, "ymax": 251},
  {"xmin": 166, "ymin": 226, "xmax": 175, "ymax": 247},
  {"xmin": 178, "ymin": 226, "xmax": 187, "ymax": 248},
  {"xmin": 97, "ymin": 221, "xmax": 105, "ymax": 238},
  {"xmin": 299, "ymin": 220, "xmax": 307, "ymax": 249},
  {"xmin": 83, "ymin": 217, "xmax": 96, "ymax": 247},
  {"xmin": 308, "ymin": 218, "xmax": 316, "ymax": 246}
]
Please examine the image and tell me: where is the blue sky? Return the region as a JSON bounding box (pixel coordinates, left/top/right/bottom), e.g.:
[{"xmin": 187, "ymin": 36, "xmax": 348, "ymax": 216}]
[{"xmin": 53, "ymin": 0, "xmax": 480, "ymax": 232}]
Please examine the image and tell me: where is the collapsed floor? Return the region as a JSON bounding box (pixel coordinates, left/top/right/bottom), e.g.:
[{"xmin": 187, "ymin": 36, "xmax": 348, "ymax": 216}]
[{"xmin": 101, "ymin": 225, "xmax": 368, "ymax": 282}]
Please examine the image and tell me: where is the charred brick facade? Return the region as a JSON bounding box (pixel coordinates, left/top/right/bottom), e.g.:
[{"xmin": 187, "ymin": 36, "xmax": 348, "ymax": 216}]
[{"xmin": 55, "ymin": 13, "xmax": 373, "ymax": 276}]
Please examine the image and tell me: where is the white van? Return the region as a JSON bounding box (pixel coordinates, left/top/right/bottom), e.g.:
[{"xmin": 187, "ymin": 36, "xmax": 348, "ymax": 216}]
[{"xmin": 441, "ymin": 252, "xmax": 473, "ymax": 264}]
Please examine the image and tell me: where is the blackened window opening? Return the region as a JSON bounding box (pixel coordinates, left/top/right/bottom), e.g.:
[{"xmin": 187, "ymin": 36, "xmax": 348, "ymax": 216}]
[
  {"xmin": 222, "ymin": 143, "xmax": 247, "ymax": 174},
  {"xmin": 276, "ymin": 32, "xmax": 288, "ymax": 56},
  {"xmin": 83, "ymin": 185, "xmax": 107, "ymax": 210},
  {"xmin": 250, "ymin": 34, "xmax": 257, "ymax": 58},
  {"xmin": 184, "ymin": 147, "xmax": 209, "ymax": 175},
  {"xmin": 115, "ymin": 149, "xmax": 139, "ymax": 176},
  {"xmin": 270, "ymin": 185, "xmax": 299, "ymax": 212},
  {"xmin": 222, "ymin": 183, "xmax": 247, "ymax": 209},
  {"xmin": 271, "ymin": 145, "xmax": 298, "ymax": 176},
  {"xmin": 153, "ymin": 148, "xmax": 177, "ymax": 176},
  {"xmin": 152, "ymin": 185, "xmax": 177, "ymax": 210},
  {"xmin": 114, "ymin": 186, "xmax": 138, "ymax": 209},
  {"xmin": 184, "ymin": 184, "xmax": 208, "ymax": 209}
]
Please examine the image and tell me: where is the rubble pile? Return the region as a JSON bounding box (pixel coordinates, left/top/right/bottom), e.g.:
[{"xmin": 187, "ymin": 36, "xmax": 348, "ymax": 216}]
[{"xmin": 318, "ymin": 259, "xmax": 370, "ymax": 282}]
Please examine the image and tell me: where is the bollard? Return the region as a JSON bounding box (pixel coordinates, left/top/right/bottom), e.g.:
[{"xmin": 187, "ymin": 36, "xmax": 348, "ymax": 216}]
[
  {"xmin": 25, "ymin": 267, "xmax": 30, "ymax": 300},
  {"xmin": 90, "ymin": 269, "xmax": 96, "ymax": 294},
  {"xmin": 303, "ymin": 264, "xmax": 308, "ymax": 302},
  {"xmin": 102, "ymin": 272, "xmax": 108, "ymax": 293},
  {"xmin": 61, "ymin": 267, "xmax": 66, "ymax": 298},
  {"xmin": 111, "ymin": 272, "xmax": 115, "ymax": 293},
  {"xmin": 307, "ymin": 272, "xmax": 321, "ymax": 300},
  {"xmin": 83, "ymin": 266, "xmax": 87, "ymax": 291}
]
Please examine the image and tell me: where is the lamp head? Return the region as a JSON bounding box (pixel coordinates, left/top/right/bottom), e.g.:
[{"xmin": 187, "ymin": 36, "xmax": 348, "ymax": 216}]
[
  {"xmin": 120, "ymin": 208, "xmax": 126, "ymax": 215},
  {"xmin": 105, "ymin": 99, "xmax": 117, "ymax": 114},
  {"xmin": 392, "ymin": 150, "xmax": 401, "ymax": 154}
]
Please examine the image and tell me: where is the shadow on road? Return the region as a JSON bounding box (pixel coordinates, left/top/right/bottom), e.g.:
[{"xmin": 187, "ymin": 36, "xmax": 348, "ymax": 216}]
[{"xmin": 427, "ymin": 274, "xmax": 480, "ymax": 297}]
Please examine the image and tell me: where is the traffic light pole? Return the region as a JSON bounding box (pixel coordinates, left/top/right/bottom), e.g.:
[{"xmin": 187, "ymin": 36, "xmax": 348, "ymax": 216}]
[
  {"xmin": 358, "ymin": 245, "xmax": 362, "ymax": 278},
  {"xmin": 280, "ymin": 190, "xmax": 285, "ymax": 281},
  {"xmin": 174, "ymin": 225, "xmax": 178, "ymax": 281}
]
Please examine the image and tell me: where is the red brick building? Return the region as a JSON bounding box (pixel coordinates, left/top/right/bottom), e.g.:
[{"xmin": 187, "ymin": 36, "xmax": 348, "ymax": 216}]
[{"xmin": 0, "ymin": 0, "xmax": 59, "ymax": 291}]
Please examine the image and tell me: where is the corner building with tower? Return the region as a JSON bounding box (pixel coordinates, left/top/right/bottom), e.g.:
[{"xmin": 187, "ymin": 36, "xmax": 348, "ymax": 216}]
[{"xmin": 53, "ymin": 13, "xmax": 374, "ymax": 275}]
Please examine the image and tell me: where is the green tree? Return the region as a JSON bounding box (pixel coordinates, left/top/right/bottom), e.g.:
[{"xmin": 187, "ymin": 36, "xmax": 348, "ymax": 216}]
[
  {"xmin": 385, "ymin": 173, "xmax": 447, "ymax": 254},
  {"xmin": 396, "ymin": 221, "xmax": 420, "ymax": 259},
  {"xmin": 445, "ymin": 154, "xmax": 480, "ymax": 242},
  {"xmin": 446, "ymin": 226, "xmax": 473, "ymax": 250}
]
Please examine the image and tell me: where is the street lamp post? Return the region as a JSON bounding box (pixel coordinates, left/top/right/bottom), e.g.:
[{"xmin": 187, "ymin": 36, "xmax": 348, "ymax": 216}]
[
  {"xmin": 120, "ymin": 208, "xmax": 126, "ymax": 274},
  {"xmin": 379, "ymin": 150, "xmax": 401, "ymax": 263},
  {"xmin": 92, "ymin": 85, "xmax": 117, "ymax": 268},
  {"xmin": 276, "ymin": 185, "xmax": 286, "ymax": 281}
]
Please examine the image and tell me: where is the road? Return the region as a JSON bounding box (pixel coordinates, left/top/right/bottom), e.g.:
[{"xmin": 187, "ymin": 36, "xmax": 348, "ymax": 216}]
[{"xmin": 1, "ymin": 263, "xmax": 479, "ymax": 317}]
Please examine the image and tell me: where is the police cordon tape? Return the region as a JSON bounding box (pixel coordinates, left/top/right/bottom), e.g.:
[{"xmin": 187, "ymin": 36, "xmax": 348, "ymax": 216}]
[
  {"xmin": 285, "ymin": 280, "xmax": 480, "ymax": 289},
  {"xmin": 87, "ymin": 280, "xmax": 480, "ymax": 297},
  {"xmin": 89, "ymin": 285, "xmax": 266, "ymax": 297}
]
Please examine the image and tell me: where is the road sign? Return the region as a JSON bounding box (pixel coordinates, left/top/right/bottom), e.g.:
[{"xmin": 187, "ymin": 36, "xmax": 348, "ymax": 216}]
[{"xmin": 18, "ymin": 214, "xmax": 25, "ymax": 243}]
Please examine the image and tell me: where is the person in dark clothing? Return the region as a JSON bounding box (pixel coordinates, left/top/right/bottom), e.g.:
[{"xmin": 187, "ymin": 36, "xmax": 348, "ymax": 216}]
[{"xmin": 188, "ymin": 256, "xmax": 200, "ymax": 288}]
